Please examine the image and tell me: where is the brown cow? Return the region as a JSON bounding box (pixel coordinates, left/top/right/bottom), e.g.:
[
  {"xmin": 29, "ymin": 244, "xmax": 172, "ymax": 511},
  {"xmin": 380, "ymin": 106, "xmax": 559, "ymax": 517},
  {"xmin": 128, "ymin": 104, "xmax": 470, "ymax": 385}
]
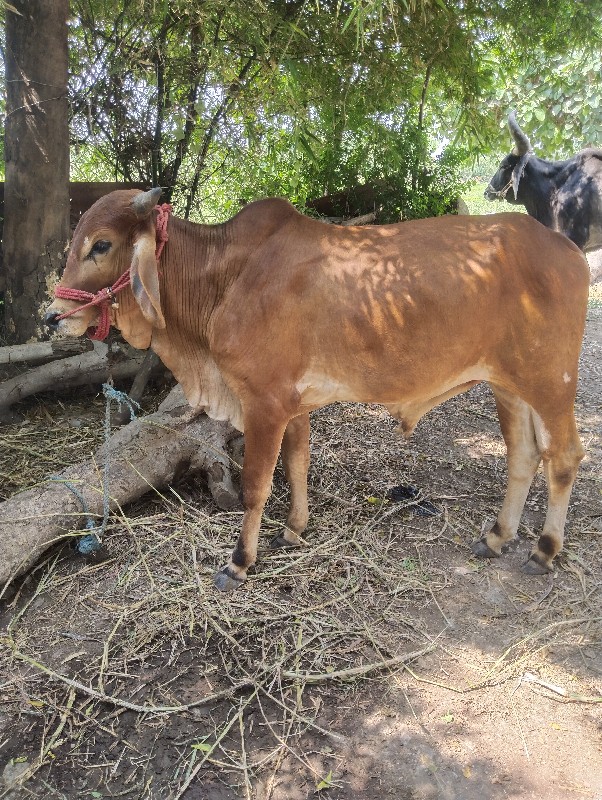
[{"xmin": 45, "ymin": 188, "xmax": 589, "ymax": 591}]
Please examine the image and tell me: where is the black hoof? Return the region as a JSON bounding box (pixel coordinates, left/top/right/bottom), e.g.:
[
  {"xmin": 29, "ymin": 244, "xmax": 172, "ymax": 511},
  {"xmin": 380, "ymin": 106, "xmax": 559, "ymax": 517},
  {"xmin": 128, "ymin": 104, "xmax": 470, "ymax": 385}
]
[
  {"xmin": 269, "ymin": 533, "xmax": 300, "ymax": 549},
  {"xmin": 213, "ymin": 568, "xmax": 245, "ymax": 592},
  {"xmin": 270, "ymin": 534, "xmax": 288, "ymax": 549},
  {"xmin": 470, "ymin": 538, "xmax": 501, "ymax": 559},
  {"xmin": 521, "ymin": 555, "xmax": 552, "ymax": 575}
]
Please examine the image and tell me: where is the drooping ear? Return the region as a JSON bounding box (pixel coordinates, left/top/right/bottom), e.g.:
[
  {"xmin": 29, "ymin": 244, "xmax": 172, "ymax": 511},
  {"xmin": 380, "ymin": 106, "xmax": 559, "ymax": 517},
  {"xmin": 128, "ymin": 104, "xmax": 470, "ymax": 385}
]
[
  {"xmin": 131, "ymin": 188, "xmax": 163, "ymax": 218},
  {"xmin": 511, "ymin": 151, "xmax": 531, "ymax": 199},
  {"xmin": 130, "ymin": 231, "xmax": 166, "ymax": 329}
]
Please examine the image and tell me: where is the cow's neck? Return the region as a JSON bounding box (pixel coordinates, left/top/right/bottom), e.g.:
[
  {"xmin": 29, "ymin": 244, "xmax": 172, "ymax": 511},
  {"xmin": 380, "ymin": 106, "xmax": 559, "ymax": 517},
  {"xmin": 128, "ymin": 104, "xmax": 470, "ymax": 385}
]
[
  {"xmin": 149, "ymin": 214, "xmax": 242, "ymax": 416},
  {"xmin": 160, "ymin": 215, "xmax": 233, "ymax": 339},
  {"xmin": 519, "ymin": 158, "xmax": 558, "ymax": 227}
]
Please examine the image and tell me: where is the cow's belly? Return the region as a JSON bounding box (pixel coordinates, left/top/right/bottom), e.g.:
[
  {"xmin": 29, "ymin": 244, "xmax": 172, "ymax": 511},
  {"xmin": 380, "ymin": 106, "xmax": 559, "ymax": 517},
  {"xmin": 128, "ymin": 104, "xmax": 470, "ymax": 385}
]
[
  {"xmin": 296, "ymin": 372, "xmax": 362, "ymax": 407},
  {"xmin": 384, "ymin": 365, "xmax": 491, "ymax": 434},
  {"xmin": 296, "ymin": 363, "xmax": 490, "ymax": 420}
]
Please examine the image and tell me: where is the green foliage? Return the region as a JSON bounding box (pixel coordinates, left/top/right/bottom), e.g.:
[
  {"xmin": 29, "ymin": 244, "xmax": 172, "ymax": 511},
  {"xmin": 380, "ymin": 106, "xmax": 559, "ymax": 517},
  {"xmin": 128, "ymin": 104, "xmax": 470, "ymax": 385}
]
[
  {"xmin": 64, "ymin": 0, "xmax": 492, "ymax": 219},
  {"xmin": 495, "ymin": 50, "xmax": 602, "ymax": 156},
  {"xmin": 44, "ymin": 0, "xmax": 602, "ymax": 219},
  {"xmin": 368, "ymin": 134, "xmax": 471, "ymax": 222}
]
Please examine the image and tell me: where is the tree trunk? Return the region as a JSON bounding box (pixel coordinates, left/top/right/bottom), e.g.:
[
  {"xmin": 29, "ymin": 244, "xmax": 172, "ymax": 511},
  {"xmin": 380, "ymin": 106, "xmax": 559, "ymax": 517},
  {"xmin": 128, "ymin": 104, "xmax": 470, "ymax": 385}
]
[
  {"xmin": 0, "ymin": 386, "xmax": 241, "ymax": 590},
  {"xmin": 3, "ymin": 0, "xmax": 70, "ymax": 343}
]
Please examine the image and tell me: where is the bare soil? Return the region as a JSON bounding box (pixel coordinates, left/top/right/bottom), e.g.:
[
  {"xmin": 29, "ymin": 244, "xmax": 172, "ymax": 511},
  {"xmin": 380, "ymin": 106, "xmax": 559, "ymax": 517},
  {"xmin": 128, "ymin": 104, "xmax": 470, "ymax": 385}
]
[{"xmin": 1, "ymin": 304, "xmax": 601, "ymax": 800}]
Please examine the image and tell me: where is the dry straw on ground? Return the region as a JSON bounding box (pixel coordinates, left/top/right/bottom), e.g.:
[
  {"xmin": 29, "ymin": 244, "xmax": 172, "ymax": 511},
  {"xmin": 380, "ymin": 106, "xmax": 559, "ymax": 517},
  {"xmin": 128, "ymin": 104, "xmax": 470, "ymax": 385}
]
[{"xmin": 0, "ymin": 304, "xmax": 600, "ymax": 799}]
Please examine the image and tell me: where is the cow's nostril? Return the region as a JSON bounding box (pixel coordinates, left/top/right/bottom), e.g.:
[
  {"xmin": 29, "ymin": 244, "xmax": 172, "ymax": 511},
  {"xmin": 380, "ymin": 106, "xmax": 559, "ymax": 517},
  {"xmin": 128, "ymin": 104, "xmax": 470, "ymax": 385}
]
[{"xmin": 44, "ymin": 311, "xmax": 60, "ymax": 330}]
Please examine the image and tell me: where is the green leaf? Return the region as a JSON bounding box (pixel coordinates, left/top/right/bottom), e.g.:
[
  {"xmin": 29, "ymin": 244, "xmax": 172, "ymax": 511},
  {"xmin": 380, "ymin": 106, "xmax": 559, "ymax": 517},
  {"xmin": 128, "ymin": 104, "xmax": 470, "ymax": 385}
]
[
  {"xmin": 316, "ymin": 771, "xmax": 334, "ymax": 791},
  {"xmin": 287, "ymin": 21, "xmax": 310, "ymax": 40},
  {"xmin": 191, "ymin": 742, "xmax": 212, "ymax": 752},
  {"xmin": 298, "ymin": 134, "xmax": 320, "ymax": 165},
  {"xmin": 340, "ymin": 5, "xmax": 359, "ymax": 35}
]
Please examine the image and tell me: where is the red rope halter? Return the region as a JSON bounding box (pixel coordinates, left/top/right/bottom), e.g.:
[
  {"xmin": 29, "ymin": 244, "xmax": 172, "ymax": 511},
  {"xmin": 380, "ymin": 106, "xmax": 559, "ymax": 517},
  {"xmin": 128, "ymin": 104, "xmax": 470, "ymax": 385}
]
[{"xmin": 55, "ymin": 203, "xmax": 172, "ymax": 341}]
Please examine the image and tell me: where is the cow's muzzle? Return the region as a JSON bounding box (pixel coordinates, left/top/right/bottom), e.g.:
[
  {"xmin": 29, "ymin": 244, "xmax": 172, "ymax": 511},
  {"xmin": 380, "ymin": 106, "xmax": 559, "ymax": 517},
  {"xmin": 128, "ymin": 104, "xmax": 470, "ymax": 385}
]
[
  {"xmin": 484, "ymin": 182, "xmax": 510, "ymax": 200},
  {"xmin": 44, "ymin": 311, "xmax": 61, "ymax": 331}
]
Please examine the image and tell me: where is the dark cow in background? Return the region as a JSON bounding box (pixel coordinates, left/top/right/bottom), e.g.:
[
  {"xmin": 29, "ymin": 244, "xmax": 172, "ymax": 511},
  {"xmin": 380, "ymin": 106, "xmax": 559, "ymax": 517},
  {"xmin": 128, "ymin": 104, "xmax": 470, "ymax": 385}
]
[{"xmin": 485, "ymin": 112, "xmax": 602, "ymax": 265}]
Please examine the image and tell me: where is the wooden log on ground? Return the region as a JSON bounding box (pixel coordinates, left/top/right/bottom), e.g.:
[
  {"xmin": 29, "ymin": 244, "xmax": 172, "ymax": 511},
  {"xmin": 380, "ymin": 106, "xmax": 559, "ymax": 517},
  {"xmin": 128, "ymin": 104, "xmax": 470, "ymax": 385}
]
[
  {"xmin": 340, "ymin": 211, "xmax": 377, "ymax": 226},
  {"xmin": 0, "ymin": 342, "xmax": 150, "ymax": 419},
  {"xmin": 0, "ymin": 385, "xmax": 240, "ymax": 590},
  {"xmin": 0, "ymin": 338, "xmax": 93, "ymax": 366}
]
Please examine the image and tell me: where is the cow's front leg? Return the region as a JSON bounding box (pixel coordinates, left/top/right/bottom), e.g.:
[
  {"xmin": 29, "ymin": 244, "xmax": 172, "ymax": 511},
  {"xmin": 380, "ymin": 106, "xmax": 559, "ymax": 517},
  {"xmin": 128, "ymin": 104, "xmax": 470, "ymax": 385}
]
[
  {"xmin": 271, "ymin": 413, "xmax": 310, "ymax": 549},
  {"xmin": 214, "ymin": 410, "xmax": 288, "ymax": 591}
]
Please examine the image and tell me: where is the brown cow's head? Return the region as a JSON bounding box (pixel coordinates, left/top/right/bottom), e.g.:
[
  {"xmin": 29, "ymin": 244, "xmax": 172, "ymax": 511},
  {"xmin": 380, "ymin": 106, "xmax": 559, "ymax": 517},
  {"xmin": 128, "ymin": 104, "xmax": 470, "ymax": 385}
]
[{"xmin": 45, "ymin": 188, "xmax": 166, "ymax": 349}]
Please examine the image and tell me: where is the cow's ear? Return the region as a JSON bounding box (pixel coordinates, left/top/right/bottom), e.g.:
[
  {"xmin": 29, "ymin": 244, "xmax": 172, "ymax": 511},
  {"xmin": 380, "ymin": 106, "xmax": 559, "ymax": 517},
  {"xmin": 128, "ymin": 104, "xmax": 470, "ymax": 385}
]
[
  {"xmin": 511, "ymin": 152, "xmax": 531, "ymax": 199},
  {"xmin": 130, "ymin": 231, "xmax": 166, "ymax": 329}
]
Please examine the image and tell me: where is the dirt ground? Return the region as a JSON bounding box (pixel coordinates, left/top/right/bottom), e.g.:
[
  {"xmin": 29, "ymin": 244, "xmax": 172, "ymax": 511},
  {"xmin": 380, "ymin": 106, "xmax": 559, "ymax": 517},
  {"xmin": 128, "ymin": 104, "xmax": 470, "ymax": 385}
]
[{"xmin": 0, "ymin": 302, "xmax": 601, "ymax": 800}]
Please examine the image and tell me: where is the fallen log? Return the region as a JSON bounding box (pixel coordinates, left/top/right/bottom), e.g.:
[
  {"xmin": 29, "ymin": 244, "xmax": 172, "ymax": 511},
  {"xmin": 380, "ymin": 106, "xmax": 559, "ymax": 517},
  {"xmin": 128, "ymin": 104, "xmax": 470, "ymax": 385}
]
[
  {"xmin": 0, "ymin": 341, "xmax": 152, "ymax": 419},
  {"xmin": 340, "ymin": 211, "xmax": 377, "ymax": 226},
  {"xmin": 0, "ymin": 385, "xmax": 241, "ymax": 590},
  {"xmin": 0, "ymin": 338, "xmax": 94, "ymax": 366}
]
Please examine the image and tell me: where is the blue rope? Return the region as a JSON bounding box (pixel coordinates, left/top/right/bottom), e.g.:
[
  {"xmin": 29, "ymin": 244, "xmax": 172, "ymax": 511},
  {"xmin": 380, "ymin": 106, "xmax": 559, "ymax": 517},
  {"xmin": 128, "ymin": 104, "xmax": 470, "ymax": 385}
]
[
  {"xmin": 52, "ymin": 385, "xmax": 140, "ymax": 555},
  {"xmin": 102, "ymin": 383, "xmax": 140, "ymax": 424}
]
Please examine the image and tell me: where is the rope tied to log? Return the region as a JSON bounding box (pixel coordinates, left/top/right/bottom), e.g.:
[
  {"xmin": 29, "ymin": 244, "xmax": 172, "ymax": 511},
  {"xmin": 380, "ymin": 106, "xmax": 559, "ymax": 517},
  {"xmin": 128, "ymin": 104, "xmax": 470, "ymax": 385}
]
[
  {"xmin": 50, "ymin": 480, "xmax": 98, "ymax": 543},
  {"xmin": 54, "ymin": 203, "xmax": 172, "ymax": 341},
  {"xmin": 78, "ymin": 384, "xmax": 141, "ymax": 554},
  {"xmin": 51, "ymin": 384, "xmax": 141, "ymax": 554}
]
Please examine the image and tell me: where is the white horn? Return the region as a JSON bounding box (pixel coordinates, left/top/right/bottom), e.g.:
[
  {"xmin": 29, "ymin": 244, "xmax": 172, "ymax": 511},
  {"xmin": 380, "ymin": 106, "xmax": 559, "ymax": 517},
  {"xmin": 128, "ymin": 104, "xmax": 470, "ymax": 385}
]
[{"xmin": 131, "ymin": 188, "xmax": 163, "ymax": 218}]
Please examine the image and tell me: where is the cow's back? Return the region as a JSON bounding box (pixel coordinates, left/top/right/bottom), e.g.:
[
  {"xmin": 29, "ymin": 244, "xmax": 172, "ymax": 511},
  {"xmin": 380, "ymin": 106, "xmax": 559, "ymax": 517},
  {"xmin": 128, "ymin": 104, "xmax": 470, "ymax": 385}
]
[{"xmin": 211, "ymin": 209, "xmax": 588, "ymax": 414}]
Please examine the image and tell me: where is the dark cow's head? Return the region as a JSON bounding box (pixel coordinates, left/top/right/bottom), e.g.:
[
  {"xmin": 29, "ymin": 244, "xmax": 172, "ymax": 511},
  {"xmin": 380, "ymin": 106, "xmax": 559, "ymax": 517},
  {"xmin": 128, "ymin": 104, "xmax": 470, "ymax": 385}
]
[{"xmin": 484, "ymin": 112, "xmax": 533, "ymax": 203}]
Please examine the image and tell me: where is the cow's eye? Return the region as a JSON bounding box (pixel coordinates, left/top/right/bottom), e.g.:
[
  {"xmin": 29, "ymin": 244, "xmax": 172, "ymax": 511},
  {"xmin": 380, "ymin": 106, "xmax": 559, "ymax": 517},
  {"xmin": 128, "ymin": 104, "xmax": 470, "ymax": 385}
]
[{"xmin": 88, "ymin": 240, "xmax": 111, "ymax": 258}]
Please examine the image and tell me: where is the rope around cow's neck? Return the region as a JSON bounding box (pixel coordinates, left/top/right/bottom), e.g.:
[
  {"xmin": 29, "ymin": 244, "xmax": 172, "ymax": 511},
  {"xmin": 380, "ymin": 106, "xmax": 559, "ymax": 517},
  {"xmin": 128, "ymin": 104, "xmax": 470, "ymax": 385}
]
[{"xmin": 54, "ymin": 203, "xmax": 172, "ymax": 340}]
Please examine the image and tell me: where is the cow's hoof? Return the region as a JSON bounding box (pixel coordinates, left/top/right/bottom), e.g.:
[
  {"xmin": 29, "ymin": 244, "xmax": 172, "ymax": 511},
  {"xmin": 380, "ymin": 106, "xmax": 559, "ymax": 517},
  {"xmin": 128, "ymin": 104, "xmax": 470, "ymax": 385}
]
[
  {"xmin": 269, "ymin": 534, "xmax": 289, "ymax": 549},
  {"xmin": 269, "ymin": 533, "xmax": 300, "ymax": 549},
  {"xmin": 521, "ymin": 555, "xmax": 552, "ymax": 575},
  {"xmin": 213, "ymin": 568, "xmax": 245, "ymax": 592},
  {"xmin": 470, "ymin": 538, "xmax": 501, "ymax": 559}
]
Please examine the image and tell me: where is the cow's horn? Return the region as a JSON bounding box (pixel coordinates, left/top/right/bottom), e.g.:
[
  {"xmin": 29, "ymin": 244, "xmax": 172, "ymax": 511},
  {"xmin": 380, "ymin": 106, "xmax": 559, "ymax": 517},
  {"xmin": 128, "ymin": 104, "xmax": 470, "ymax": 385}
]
[
  {"xmin": 131, "ymin": 188, "xmax": 163, "ymax": 218},
  {"xmin": 508, "ymin": 111, "xmax": 531, "ymax": 156}
]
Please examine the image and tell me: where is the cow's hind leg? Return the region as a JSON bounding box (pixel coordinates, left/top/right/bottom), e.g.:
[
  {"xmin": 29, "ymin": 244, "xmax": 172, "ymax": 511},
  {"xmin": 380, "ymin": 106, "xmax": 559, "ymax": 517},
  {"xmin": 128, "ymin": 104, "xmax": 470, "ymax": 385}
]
[
  {"xmin": 270, "ymin": 413, "xmax": 310, "ymax": 549},
  {"xmin": 471, "ymin": 386, "xmax": 541, "ymax": 559},
  {"xmin": 522, "ymin": 410, "xmax": 584, "ymax": 574},
  {"xmin": 471, "ymin": 385, "xmax": 584, "ymax": 573}
]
